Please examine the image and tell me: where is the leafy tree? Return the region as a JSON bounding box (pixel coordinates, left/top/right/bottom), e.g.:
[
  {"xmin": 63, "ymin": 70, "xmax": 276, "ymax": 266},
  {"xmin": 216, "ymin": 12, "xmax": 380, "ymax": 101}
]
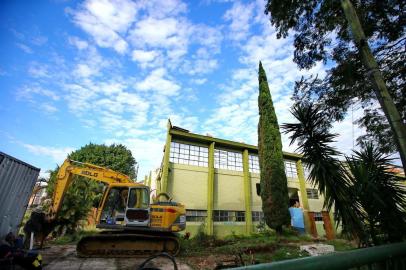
[
  {"xmin": 283, "ymin": 103, "xmax": 406, "ymax": 245},
  {"xmin": 265, "ymin": 0, "xmax": 406, "ymax": 167},
  {"xmin": 258, "ymin": 61, "xmax": 290, "ymax": 233},
  {"xmin": 46, "ymin": 143, "xmax": 137, "ymax": 234}
]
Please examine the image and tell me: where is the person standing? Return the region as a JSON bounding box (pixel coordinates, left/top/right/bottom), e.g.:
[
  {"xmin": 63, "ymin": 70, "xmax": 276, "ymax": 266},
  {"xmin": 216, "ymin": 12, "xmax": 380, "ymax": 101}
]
[{"xmin": 289, "ymin": 201, "xmax": 305, "ymax": 234}]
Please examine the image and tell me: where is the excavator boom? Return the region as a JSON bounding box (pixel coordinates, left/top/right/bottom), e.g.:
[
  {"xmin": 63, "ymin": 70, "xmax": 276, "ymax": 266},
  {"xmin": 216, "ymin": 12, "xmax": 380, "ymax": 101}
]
[{"xmin": 50, "ymin": 159, "xmax": 133, "ymax": 218}]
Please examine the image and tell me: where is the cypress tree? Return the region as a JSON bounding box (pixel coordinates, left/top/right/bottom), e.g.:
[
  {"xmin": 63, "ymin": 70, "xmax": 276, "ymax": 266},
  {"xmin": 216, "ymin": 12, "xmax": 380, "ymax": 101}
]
[{"xmin": 257, "ymin": 61, "xmax": 290, "ymax": 233}]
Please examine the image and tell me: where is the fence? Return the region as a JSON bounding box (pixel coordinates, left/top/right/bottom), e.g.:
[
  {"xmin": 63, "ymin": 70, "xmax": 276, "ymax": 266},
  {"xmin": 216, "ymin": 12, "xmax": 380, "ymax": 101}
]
[{"xmin": 232, "ymin": 242, "xmax": 406, "ymax": 270}]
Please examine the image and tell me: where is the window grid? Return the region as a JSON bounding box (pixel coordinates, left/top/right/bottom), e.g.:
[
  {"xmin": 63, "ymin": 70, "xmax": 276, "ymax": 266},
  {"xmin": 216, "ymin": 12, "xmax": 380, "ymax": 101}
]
[
  {"xmin": 252, "ymin": 211, "xmax": 264, "ymax": 222},
  {"xmin": 284, "ymin": 160, "xmax": 298, "ymax": 178},
  {"xmin": 236, "ymin": 211, "xmax": 245, "ymax": 222},
  {"xmin": 303, "ymin": 163, "xmax": 312, "ymax": 182},
  {"xmin": 306, "ymin": 188, "xmax": 319, "ymax": 199},
  {"xmin": 170, "ymin": 142, "xmax": 208, "ymax": 167},
  {"xmin": 186, "ymin": 210, "xmax": 207, "ymax": 222},
  {"xmin": 313, "ymin": 212, "xmax": 323, "ymax": 221},
  {"xmin": 214, "ymin": 149, "xmax": 243, "ymax": 171},
  {"xmin": 249, "ymin": 154, "xmax": 260, "ymax": 173},
  {"xmin": 213, "ymin": 210, "xmax": 245, "ymax": 222}
]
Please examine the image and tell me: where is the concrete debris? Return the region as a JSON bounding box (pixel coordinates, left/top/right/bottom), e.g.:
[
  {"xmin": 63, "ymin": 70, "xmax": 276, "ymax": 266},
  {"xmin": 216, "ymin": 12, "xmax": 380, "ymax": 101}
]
[{"xmin": 300, "ymin": 244, "xmax": 335, "ymax": 256}]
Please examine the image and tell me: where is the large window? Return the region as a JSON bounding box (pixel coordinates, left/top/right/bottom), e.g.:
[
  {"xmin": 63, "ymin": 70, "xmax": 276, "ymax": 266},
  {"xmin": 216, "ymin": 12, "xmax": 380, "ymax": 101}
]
[
  {"xmin": 170, "ymin": 142, "xmax": 208, "ymax": 167},
  {"xmin": 214, "ymin": 149, "xmax": 243, "ymax": 171},
  {"xmin": 284, "ymin": 160, "xmax": 298, "ymax": 178},
  {"xmin": 252, "ymin": 211, "xmax": 264, "ymax": 222},
  {"xmin": 303, "ymin": 163, "xmax": 312, "ymax": 181},
  {"xmin": 306, "ymin": 188, "xmax": 319, "ymax": 199},
  {"xmin": 186, "ymin": 210, "xmax": 207, "ymax": 222},
  {"xmin": 249, "ymin": 154, "xmax": 260, "ymax": 173},
  {"xmin": 313, "ymin": 212, "xmax": 323, "ymax": 221},
  {"xmin": 236, "ymin": 211, "xmax": 245, "ymax": 222},
  {"xmin": 213, "ymin": 210, "xmax": 245, "ymax": 222}
]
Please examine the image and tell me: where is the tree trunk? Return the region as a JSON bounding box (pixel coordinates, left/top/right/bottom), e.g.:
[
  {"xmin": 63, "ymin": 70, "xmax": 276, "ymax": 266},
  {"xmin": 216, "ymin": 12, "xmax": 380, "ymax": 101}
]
[{"xmin": 341, "ymin": 0, "xmax": 406, "ymax": 169}]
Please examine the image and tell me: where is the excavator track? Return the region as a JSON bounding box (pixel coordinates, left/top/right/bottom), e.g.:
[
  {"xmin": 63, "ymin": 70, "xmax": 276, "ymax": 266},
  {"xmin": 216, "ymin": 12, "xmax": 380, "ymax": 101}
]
[{"xmin": 76, "ymin": 233, "xmax": 180, "ymax": 258}]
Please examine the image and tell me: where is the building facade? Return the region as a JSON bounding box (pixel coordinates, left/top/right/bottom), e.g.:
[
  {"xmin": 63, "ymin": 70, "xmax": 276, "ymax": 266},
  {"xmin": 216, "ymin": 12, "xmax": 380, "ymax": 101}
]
[{"xmin": 152, "ymin": 121, "xmax": 335, "ymax": 238}]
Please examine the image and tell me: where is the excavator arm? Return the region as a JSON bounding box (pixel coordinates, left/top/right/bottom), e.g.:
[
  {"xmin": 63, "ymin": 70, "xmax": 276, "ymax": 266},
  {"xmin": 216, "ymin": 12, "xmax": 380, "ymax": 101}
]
[{"xmin": 49, "ymin": 159, "xmax": 133, "ymax": 219}]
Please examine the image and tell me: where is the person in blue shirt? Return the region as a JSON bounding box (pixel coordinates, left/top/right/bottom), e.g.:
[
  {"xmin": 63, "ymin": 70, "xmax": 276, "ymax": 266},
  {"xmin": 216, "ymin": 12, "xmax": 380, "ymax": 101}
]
[{"xmin": 289, "ymin": 200, "xmax": 305, "ymax": 234}]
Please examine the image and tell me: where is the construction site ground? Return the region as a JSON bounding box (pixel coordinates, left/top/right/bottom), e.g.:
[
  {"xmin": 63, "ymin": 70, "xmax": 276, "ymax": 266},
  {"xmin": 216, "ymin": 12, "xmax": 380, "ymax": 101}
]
[
  {"xmin": 34, "ymin": 231, "xmax": 356, "ymax": 270},
  {"xmin": 40, "ymin": 244, "xmax": 191, "ymax": 270}
]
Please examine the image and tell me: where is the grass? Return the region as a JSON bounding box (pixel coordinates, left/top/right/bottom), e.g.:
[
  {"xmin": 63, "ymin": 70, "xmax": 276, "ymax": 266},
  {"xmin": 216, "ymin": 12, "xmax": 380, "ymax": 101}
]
[
  {"xmin": 326, "ymin": 239, "xmax": 356, "ymax": 251},
  {"xmin": 179, "ymin": 229, "xmax": 356, "ymax": 268},
  {"xmin": 179, "ymin": 228, "xmax": 314, "ymax": 256},
  {"xmin": 49, "ymin": 227, "xmax": 356, "ymax": 268}
]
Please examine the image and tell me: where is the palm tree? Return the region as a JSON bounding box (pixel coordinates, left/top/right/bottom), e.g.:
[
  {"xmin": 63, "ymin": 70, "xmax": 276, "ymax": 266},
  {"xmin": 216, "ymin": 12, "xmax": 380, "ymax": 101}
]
[
  {"xmin": 282, "ymin": 103, "xmax": 406, "ymax": 245},
  {"xmin": 345, "ymin": 145, "xmax": 406, "ymax": 244}
]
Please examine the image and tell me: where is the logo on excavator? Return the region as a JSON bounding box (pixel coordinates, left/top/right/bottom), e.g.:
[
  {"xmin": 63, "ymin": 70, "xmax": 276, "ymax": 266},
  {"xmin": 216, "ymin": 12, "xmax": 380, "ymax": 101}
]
[{"xmin": 81, "ymin": 170, "xmax": 98, "ymax": 177}]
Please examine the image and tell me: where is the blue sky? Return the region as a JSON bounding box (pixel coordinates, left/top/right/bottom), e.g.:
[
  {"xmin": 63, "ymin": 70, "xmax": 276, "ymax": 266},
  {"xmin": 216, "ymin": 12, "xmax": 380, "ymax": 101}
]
[{"xmin": 0, "ymin": 0, "xmax": 364, "ymax": 179}]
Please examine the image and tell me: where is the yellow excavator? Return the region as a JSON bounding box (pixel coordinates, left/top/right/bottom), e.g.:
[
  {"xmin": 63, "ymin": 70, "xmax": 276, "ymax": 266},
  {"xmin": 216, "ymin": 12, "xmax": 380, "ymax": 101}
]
[{"xmin": 27, "ymin": 159, "xmax": 185, "ymax": 257}]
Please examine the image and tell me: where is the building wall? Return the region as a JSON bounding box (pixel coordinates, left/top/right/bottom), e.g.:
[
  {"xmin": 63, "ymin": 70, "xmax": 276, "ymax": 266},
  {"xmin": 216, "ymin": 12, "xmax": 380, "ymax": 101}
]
[
  {"xmin": 156, "ymin": 125, "xmax": 331, "ymax": 238},
  {"xmin": 250, "ymin": 173, "xmax": 261, "ymax": 212},
  {"xmin": 214, "ymin": 169, "xmax": 245, "ymax": 211},
  {"xmin": 167, "ymin": 163, "xmax": 208, "ymax": 210}
]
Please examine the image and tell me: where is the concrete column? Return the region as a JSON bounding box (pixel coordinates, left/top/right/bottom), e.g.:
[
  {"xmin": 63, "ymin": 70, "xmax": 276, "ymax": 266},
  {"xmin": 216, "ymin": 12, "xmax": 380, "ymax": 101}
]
[
  {"xmin": 206, "ymin": 142, "xmax": 215, "ymax": 235},
  {"xmin": 243, "ymin": 149, "xmax": 253, "ymax": 235},
  {"xmin": 296, "ymin": 159, "xmax": 311, "ymax": 234},
  {"xmin": 148, "ymin": 171, "xmax": 152, "ymax": 187},
  {"xmin": 161, "ymin": 129, "xmax": 172, "ymax": 193},
  {"xmin": 329, "ymin": 210, "xmax": 337, "ymax": 237}
]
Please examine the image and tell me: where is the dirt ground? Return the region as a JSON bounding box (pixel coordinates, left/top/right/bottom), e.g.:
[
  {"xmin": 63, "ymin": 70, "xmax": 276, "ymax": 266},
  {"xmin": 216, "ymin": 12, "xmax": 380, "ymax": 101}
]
[{"xmin": 39, "ymin": 245, "xmax": 192, "ymax": 270}]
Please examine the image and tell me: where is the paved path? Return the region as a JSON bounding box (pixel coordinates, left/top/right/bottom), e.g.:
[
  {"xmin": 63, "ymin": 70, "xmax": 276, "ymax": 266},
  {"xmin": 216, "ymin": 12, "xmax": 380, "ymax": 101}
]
[{"xmin": 40, "ymin": 245, "xmax": 192, "ymax": 270}]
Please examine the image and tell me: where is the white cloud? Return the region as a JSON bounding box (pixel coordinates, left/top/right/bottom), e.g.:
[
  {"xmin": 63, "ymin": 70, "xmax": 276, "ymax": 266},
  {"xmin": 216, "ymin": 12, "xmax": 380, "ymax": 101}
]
[
  {"xmin": 72, "ymin": 46, "xmax": 110, "ymax": 78},
  {"xmin": 21, "ymin": 143, "xmax": 75, "ymax": 164},
  {"xmin": 63, "ymin": 83, "xmax": 98, "ymax": 114},
  {"xmin": 16, "ymin": 43, "xmax": 33, "ymax": 54},
  {"xmin": 129, "ymin": 17, "xmax": 188, "ymax": 52},
  {"xmin": 140, "ymin": 0, "xmax": 187, "ymax": 19},
  {"xmin": 182, "ymin": 58, "xmax": 218, "ymax": 75},
  {"xmin": 69, "ymin": 0, "xmax": 138, "ymax": 53},
  {"xmin": 132, "ymin": 50, "xmax": 159, "ymax": 62},
  {"xmin": 69, "ymin": 36, "xmax": 89, "ymax": 50},
  {"xmin": 40, "ymin": 103, "xmax": 58, "ymax": 114},
  {"xmin": 84, "ymin": 0, "xmax": 138, "ymax": 32},
  {"xmin": 31, "ymin": 36, "xmax": 48, "ymax": 46},
  {"xmin": 28, "ymin": 62, "xmax": 50, "ymax": 78},
  {"xmin": 135, "ymin": 68, "xmax": 180, "ymax": 96},
  {"xmin": 223, "ymin": 1, "xmax": 255, "ymax": 41},
  {"xmin": 17, "ymin": 85, "xmax": 60, "ymax": 101},
  {"xmin": 191, "ymin": 25, "xmax": 223, "ymax": 53},
  {"xmin": 74, "ymin": 63, "xmax": 95, "ymax": 77},
  {"xmin": 191, "ymin": 78, "xmax": 207, "ymax": 85}
]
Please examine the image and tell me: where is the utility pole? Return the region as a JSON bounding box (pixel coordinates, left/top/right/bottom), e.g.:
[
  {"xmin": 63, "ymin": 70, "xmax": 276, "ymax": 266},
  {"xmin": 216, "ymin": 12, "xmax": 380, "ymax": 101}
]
[{"xmin": 341, "ymin": 0, "xmax": 406, "ymax": 168}]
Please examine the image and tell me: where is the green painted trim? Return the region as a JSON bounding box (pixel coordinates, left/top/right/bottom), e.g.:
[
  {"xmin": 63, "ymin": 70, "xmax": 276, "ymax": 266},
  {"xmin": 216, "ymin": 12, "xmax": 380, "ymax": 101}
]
[
  {"xmin": 243, "ymin": 149, "xmax": 253, "ymax": 235},
  {"xmin": 161, "ymin": 121, "xmax": 172, "ymax": 193},
  {"xmin": 206, "ymin": 142, "xmax": 215, "ymax": 235},
  {"xmin": 296, "ymin": 159, "xmax": 311, "ymax": 234},
  {"xmin": 169, "ymin": 129, "xmax": 302, "ymax": 159}
]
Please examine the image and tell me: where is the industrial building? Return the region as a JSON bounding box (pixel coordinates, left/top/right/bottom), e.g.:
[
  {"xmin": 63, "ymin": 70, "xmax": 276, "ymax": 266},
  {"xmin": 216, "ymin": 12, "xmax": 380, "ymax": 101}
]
[{"xmin": 152, "ymin": 121, "xmax": 335, "ymax": 238}]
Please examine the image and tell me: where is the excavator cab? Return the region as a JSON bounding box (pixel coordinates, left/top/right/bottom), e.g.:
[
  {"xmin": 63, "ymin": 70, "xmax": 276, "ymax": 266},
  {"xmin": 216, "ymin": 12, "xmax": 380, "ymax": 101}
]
[
  {"xmin": 126, "ymin": 187, "xmax": 150, "ymax": 226},
  {"xmin": 99, "ymin": 185, "xmax": 150, "ymax": 227}
]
